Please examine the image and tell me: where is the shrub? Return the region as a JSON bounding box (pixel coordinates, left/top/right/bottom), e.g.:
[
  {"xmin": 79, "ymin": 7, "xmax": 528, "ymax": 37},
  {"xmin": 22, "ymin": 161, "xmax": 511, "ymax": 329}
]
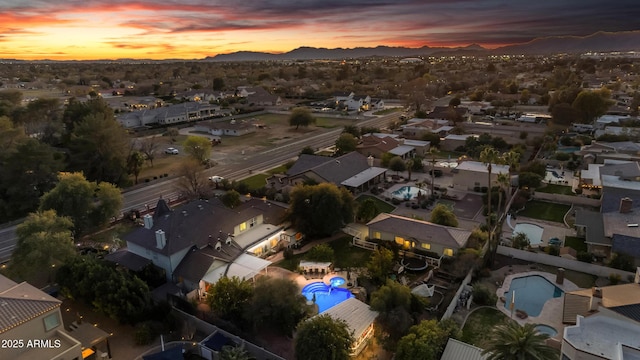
[
  {"xmin": 574, "ymin": 188, "xmax": 583, "ymax": 195},
  {"xmin": 576, "ymin": 251, "xmax": 593, "ymax": 263},
  {"xmin": 473, "ymin": 186, "xmax": 481, "ymax": 192},
  {"xmin": 472, "ymin": 283, "xmax": 497, "ymax": 305},
  {"xmin": 391, "ymin": 198, "xmax": 401, "ymax": 205},
  {"xmin": 481, "ymin": 187, "xmax": 488, "ymax": 193},
  {"xmin": 609, "ymin": 273, "xmax": 622, "ymax": 285}
]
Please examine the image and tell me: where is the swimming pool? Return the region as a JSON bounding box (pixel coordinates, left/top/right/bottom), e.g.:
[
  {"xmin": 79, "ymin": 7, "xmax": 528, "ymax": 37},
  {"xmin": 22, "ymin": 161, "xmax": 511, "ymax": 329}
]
[
  {"xmin": 302, "ymin": 281, "xmax": 354, "ymax": 313},
  {"xmin": 391, "ymin": 186, "xmax": 425, "ymax": 200},
  {"xmin": 512, "ymin": 223, "xmax": 544, "ymax": 246},
  {"xmin": 503, "ymin": 275, "xmax": 563, "ymax": 317},
  {"xmin": 535, "ymin": 324, "xmax": 558, "ymax": 337}
]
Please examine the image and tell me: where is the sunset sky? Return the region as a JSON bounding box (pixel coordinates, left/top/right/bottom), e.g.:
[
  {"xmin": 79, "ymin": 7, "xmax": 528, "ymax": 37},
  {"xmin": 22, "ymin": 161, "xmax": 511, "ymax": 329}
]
[{"xmin": 1, "ymin": 0, "xmax": 639, "ymax": 60}]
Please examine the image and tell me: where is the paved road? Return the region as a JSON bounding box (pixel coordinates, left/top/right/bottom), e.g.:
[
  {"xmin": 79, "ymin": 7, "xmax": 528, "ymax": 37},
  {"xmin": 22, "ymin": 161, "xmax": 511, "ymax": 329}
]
[{"xmin": 0, "ymin": 113, "xmax": 399, "ymax": 264}]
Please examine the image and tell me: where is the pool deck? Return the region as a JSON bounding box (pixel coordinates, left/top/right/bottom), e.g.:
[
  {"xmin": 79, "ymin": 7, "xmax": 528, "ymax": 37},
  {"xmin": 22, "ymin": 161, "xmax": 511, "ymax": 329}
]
[{"xmin": 495, "ymin": 270, "xmax": 580, "ymax": 340}]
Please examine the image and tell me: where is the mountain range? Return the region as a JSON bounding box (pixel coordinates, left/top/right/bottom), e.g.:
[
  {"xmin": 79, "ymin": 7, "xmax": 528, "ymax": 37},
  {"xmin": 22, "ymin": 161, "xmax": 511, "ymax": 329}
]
[{"xmin": 205, "ymin": 31, "xmax": 640, "ymax": 62}]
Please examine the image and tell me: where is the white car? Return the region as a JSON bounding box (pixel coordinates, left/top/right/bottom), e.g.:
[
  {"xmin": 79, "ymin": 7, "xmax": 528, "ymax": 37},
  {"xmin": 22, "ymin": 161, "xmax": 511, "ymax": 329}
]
[
  {"xmin": 209, "ymin": 176, "xmax": 224, "ymax": 183},
  {"xmin": 165, "ymin": 147, "xmax": 179, "ymax": 155}
]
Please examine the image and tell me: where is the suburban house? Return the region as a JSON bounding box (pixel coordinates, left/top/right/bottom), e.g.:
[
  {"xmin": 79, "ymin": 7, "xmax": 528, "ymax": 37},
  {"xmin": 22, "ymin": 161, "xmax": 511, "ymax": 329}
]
[
  {"xmin": 366, "ymin": 213, "xmax": 472, "ymax": 258},
  {"xmin": 236, "ymin": 86, "xmax": 282, "ymax": 106},
  {"xmin": 356, "ymin": 134, "xmax": 401, "ymax": 158},
  {"xmin": 309, "ymin": 298, "xmax": 378, "ymax": 356},
  {"xmin": 117, "ymin": 102, "xmax": 221, "ymax": 128},
  {"xmin": 107, "ymin": 198, "xmax": 288, "ymax": 297},
  {"xmin": 194, "ymin": 119, "xmax": 257, "ymax": 136},
  {"xmin": 578, "ymin": 141, "xmax": 640, "ymax": 165},
  {"xmin": 0, "ymin": 274, "xmax": 85, "ymax": 360},
  {"xmin": 441, "ymin": 134, "xmax": 478, "ymax": 152},
  {"xmin": 575, "ymin": 169, "xmax": 640, "ymax": 263},
  {"xmin": 331, "ymin": 91, "xmax": 375, "ymax": 111},
  {"xmin": 284, "ymin": 152, "xmax": 388, "ymax": 193},
  {"xmin": 451, "ymin": 161, "xmax": 509, "ymax": 191},
  {"xmin": 400, "ymin": 118, "xmax": 450, "ymax": 139}
]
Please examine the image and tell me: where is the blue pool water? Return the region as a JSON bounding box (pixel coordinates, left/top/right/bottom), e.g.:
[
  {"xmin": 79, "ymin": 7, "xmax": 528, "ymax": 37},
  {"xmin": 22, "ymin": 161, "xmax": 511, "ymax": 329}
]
[
  {"xmin": 512, "ymin": 223, "xmax": 544, "ymax": 246},
  {"xmin": 330, "ymin": 276, "xmax": 346, "ymax": 287},
  {"xmin": 503, "ymin": 275, "xmax": 563, "ymax": 317},
  {"xmin": 302, "ymin": 281, "xmax": 353, "ymax": 313},
  {"xmin": 391, "ymin": 186, "xmax": 424, "ymax": 200},
  {"xmin": 535, "ymin": 324, "xmax": 558, "ymax": 337}
]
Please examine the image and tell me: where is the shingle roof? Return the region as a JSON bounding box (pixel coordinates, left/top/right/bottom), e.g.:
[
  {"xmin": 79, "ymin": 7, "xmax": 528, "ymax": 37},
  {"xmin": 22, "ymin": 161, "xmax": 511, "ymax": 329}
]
[
  {"xmin": 609, "ymin": 304, "xmax": 640, "ymax": 323},
  {"xmin": 0, "ymin": 276, "xmax": 61, "ymax": 334},
  {"xmin": 124, "ymin": 198, "xmax": 286, "ymax": 256},
  {"xmin": 612, "ymin": 234, "xmax": 640, "ymax": 258},
  {"xmin": 367, "ymin": 213, "xmax": 471, "ymax": 249},
  {"xmin": 104, "ymin": 249, "xmax": 152, "ymax": 271},
  {"xmin": 575, "ymin": 210, "xmax": 608, "ymax": 246},
  {"xmin": 311, "ymin": 152, "xmax": 370, "ymax": 184},
  {"xmin": 601, "ymin": 184, "xmax": 640, "ymax": 213},
  {"xmin": 286, "ymin": 154, "xmax": 333, "ymax": 177}
]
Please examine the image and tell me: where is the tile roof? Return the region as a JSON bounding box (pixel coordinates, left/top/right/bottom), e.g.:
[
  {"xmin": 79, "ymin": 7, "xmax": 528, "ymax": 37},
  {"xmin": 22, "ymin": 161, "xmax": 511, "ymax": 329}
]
[
  {"xmin": 367, "ymin": 213, "xmax": 471, "ymax": 249},
  {"xmin": 0, "ymin": 275, "xmax": 61, "ymax": 334}
]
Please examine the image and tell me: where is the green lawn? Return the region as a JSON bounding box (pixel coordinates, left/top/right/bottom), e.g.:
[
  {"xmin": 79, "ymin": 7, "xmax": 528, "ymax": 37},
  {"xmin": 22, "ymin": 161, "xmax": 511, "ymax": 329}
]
[
  {"xmin": 267, "ymin": 164, "xmax": 289, "ymax": 175},
  {"xmin": 536, "ymin": 184, "xmax": 575, "ymax": 196},
  {"xmin": 461, "ymin": 307, "xmax": 513, "ymax": 348},
  {"xmin": 565, "ymin": 236, "xmax": 587, "ymax": 253},
  {"xmin": 356, "ymin": 195, "xmax": 396, "ymax": 214},
  {"xmin": 517, "ymin": 200, "xmax": 571, "ymax": 223},
  {"xmin": 240, "ymin": 173, "xmax": 269, "ymax": 190},
  {"xmin": 274, "ymin": 236, "xmax": 372, "ymax": 271}
]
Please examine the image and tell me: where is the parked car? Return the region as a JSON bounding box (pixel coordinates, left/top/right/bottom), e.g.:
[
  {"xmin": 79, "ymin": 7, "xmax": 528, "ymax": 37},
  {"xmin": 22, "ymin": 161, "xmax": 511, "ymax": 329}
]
[
  {"xmin": 165, "ymin": 147, "xmax": 179, "ymax": 155},
  {"xmin": 209, "ymin": 175, "xmax": 224, "ymax": 183},
  {"xmin": 548, "ymin": 237, "xmax": 563, "ymax": 247}
]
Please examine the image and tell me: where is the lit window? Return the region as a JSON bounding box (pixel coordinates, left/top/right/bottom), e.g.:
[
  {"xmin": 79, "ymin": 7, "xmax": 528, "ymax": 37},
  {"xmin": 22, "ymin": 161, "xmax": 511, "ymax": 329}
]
[
  {"xmin": 421, "ymin": 243, "xmax": 431, "ymax": 250},
  {"xmin": 372, "ymin": 231, "xmax": 381, "ymax": 239},
  {"xmin": 43, "ymin": 312, "xmax": 60, "ymax": 332},
  {"xmin": 394, "ymin": 236, "xmax": 404, "ymax": 245},
  {"xmin": 239, "ymin": 222, "xmax": 247, "ymax": 232},
  {"xmin": 443, "ymin": 248, "xmax": 454, "ymax": 256}
]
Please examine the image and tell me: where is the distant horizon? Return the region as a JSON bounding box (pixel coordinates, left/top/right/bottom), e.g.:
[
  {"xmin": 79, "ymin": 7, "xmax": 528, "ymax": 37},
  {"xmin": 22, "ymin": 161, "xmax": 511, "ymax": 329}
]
[{"xmin": 2, "ymin": 0, "xmax": 640, "ymax": 60}]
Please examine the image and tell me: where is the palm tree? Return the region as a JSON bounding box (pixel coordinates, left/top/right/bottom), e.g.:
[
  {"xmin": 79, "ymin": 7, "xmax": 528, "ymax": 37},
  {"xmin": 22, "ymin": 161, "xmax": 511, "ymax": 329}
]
[
  {"xmin": 479, "ymin": 146, "xmax": 501, "ymax": 227},
  {"xmin": 482, "ymin": 322, "xmax": 560, "ymax": 360},
  {"xmin": 496, "ymin": 172, "xmax": 510, "ymax": 220}
]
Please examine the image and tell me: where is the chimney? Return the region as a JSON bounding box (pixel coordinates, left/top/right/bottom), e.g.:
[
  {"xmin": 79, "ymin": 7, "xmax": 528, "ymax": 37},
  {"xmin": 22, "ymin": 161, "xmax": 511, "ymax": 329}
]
[
  {"xmin": 556, "ymin": 268, "xmax": 565, "ymax": 285},
  {"xmin": 143, "ymin": 214, "xmax": 153, "ymax": 229},
  {"xmin": 367, "ymin": 155, "xmax": 374, "ymax": 167},
  {"xmin": 589, "ymin": 287, "xmax": 602, "ymax": 311},
  {"xmin": 155, "ymin": 229, "xmax": 166, "ymax": 249},
  {"xmin": 620, "ymin": 197, "xmax": 633, "ymax": 213}
]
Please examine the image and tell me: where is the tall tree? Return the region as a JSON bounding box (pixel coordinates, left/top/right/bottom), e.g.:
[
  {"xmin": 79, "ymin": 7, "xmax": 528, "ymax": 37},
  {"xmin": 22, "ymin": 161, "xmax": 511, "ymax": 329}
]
[
  {"xmin": 0, "ymin": 138, "xmax": 64, "ymax": 221},
  {"xmin": 175, "ymin": 159, "xmax": 210, "ymax": 200},
  {"xmin": 138, "ymin": 136, "xmax": 160, "ymax": 167},
  {"xmin": 480, "ymin": 147, "xmax": 501, "ymax": 227},
  {"xmin": 207, "ymin": 276, "xmax": 254, "ymax": 323},
  {"xmin": 370, "ymin": 280, "xmax": 416, "ymax": 350},
  {"xmin": 286, "ymin": 183, "xmax": 355, "ymax": 238},
  {"xmin": 127, "ymin": 151, "xmax": 145, "ymax": 184},
  {"xmin": 388, "ymin": 156, "xmax": 406, "ymax": 176},
  {"xmin": 39, "ymin": 172, "xmax": 123, "ymax": 237},
  {"xmin": 294, "ymin": 315, "xmax": 354, "ymax": 360},
  {"xmin": 288, "ymin": 107, "xmax": 316, "ymax": 130},
  {"xmin": 334, "ymin": 133, "xmax": 358, "ymax": 155},
  {"xmin": 183, "ymin": 135, "xmax": 212, "ymax": 164},
  {"xmin": 247, "ymin": 277, "xmax": 307, "ymax": 336},
  {"xmin": 366, "ymin": 247, "xmax": 395, "ymax": 284},
  {"xmin": 8, "ymin": 210, "xmax": 75, "ymax": 281},
  {"xmin": 67, "ymin": 111, "xmax": 130, "ymax": 184},
  {"xmin": 572, "ymin": 88, "xmax": 614, "ymax": 124},
  {"xmin": 482, "ymin": 322, "xmax": 559, "ymax": 360},
  {"xmin": 430, "ymin": 204, "xmax": 458, "ymax": 227},
  {"xmin": 395, "ymin": 319, "xmax": 459, "ymax": 360},
  {"xmin": 356, "ymin": 198, "xmax": 379, "ymax": 222}
]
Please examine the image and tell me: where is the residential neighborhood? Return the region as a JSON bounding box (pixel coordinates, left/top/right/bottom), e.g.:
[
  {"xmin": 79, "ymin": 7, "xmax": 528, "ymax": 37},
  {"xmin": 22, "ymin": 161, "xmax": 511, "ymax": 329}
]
[{"xmin": 2, "ymin": 49, "xmax": 640, "ymax": 360}]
